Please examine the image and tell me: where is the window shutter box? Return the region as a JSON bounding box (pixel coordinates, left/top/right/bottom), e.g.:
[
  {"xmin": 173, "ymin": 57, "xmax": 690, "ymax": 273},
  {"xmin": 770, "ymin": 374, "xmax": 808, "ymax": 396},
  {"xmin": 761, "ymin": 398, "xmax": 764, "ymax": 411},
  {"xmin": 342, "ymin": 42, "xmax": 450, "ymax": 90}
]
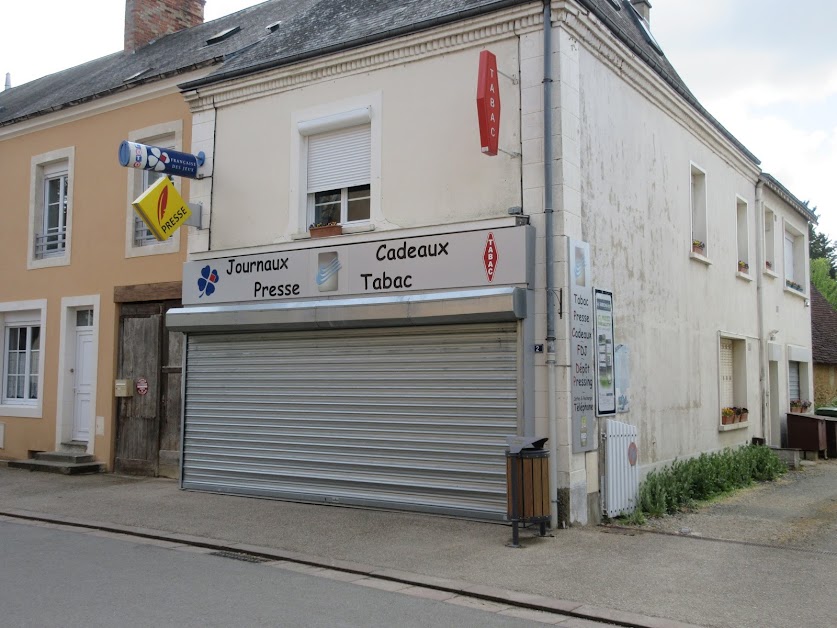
[{"xmin": 307, "ymin": 125, "xmax": 371, "ymax": 193}]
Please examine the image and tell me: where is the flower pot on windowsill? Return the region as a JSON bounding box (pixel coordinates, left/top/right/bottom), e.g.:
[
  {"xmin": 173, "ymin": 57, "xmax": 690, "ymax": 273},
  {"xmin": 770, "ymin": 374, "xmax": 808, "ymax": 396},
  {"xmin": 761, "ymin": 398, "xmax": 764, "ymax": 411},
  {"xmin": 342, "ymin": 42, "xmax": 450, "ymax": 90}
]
[{"xmin": 309, "ymin": 224, "xmax": 343, "ymax": 238}]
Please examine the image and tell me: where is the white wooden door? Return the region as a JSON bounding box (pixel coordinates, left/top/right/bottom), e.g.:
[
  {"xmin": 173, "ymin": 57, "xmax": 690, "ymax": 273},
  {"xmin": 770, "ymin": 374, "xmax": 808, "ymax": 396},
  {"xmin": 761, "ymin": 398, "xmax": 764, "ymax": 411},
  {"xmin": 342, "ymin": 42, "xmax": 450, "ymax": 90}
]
[{"xmin": 72, "ymin": 329, "xmax": 94, "ymax": 442}]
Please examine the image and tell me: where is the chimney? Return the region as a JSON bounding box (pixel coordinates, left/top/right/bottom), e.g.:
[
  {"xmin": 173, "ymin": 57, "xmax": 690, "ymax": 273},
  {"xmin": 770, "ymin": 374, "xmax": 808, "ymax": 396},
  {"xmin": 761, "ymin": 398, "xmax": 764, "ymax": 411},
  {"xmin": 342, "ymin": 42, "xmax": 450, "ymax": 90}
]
[
  {"xmin": 4, "ymin": 73, "xmax": 10, "ymax": 91},
  {"xmin": 124, "ymin": 0, "xmax": 205, "ymax": 53},
  {"xmin": 631, "ymin": 0, "xmax": 652, "ymax": 25}
]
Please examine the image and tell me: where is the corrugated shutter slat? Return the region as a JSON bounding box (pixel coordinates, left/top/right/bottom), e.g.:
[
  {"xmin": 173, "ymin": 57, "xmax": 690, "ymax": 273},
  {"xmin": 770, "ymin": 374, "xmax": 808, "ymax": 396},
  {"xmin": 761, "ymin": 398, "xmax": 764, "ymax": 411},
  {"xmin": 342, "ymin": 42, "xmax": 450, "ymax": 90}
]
[{"xmin": 182, "ymin": 324, "xmax": 518, "ymax": 520}]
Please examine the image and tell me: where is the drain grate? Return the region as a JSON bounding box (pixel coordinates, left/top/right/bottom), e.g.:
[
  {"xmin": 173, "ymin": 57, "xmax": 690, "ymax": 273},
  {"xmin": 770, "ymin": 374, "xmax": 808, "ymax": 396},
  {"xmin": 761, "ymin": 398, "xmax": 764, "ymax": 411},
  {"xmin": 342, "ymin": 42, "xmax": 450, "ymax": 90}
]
[{"xmin": 210, "ymin": 550, "xmax": 271, "ymax": 563}]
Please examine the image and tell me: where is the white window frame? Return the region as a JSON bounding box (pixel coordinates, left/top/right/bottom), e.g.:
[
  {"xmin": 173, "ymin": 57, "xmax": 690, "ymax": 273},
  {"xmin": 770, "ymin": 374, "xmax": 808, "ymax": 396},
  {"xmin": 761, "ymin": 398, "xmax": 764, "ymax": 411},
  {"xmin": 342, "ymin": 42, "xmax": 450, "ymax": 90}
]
[
  {"xmin": 718, "ymin": 333, "xmax": 749, "ymax": 428},
  {"xmin": 0, "ymin": 300, "xmax": 47, "ymax": 418},
  {"xmin": 690, "ymin": 162, "xmax": 708, "ymax": 259},
  {"xmin": 735, "ymin": 195, "xmax": 750, "ymax": 275},
  {"xmin": 125, "ymin": 121, "xmax": 183, "ymax": 258},
  {"xmin": 28, "ymin": 148, "xmax": 74, "ymax": 270},
  {"xmin": 783, "ymin": 219, "xmax": 806, "ymax": 295},
  {"xmin": 289, "ymin": 93, "xmax": 382, "ymax": 237},
  {"xmin": 763, "ymin": 206, "xmax": 776, "ymax": 275}
]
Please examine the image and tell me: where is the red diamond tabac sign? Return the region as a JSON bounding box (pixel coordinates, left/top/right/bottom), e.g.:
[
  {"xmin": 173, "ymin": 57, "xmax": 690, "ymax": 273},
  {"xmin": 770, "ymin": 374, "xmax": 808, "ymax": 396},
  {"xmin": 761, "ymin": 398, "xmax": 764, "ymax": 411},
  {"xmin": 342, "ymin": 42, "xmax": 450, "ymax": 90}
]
[
  {"xmin": 476, "ymin": 50, "xmax": 500, "ymax": 156},
  {"xmin": 483, "ymin": 232, "xmax": 499, "ymax": 282}
]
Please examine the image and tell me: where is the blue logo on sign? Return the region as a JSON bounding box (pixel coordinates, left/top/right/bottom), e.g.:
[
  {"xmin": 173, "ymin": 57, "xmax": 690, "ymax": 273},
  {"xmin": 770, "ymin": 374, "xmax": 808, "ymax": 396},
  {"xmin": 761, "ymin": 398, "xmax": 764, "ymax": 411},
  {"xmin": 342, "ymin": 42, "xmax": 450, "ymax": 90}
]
[
  {"xmin": 316, "ymin": 253, "xmax": 340, "ymax": 292},
  {"xmin": 198, "ymin": 265, "xmax": 219, "ymax": 298}
]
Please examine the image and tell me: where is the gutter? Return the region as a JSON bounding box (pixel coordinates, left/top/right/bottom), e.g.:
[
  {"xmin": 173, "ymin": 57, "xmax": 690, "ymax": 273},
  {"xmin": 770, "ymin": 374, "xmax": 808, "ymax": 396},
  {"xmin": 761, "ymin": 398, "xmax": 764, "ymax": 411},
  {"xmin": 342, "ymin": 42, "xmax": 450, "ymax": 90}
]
[
  {"xmin": 180, "ymin": 0, "xmax": 533, "ymax": 91},
  {"xmin": 543, "ymin": 1, "xmax": 559, "ymax": 530},
  {"xmin": 755, "ymin": 180, "xmax": 768, "ymax": 443}
]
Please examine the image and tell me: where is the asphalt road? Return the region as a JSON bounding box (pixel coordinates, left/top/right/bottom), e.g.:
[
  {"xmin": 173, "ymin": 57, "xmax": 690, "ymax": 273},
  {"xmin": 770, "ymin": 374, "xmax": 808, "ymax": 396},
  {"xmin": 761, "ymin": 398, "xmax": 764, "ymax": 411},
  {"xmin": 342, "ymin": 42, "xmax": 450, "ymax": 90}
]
[{"xmin": 0, "ymin": 520, "xmax": 565, "ymax": 628}]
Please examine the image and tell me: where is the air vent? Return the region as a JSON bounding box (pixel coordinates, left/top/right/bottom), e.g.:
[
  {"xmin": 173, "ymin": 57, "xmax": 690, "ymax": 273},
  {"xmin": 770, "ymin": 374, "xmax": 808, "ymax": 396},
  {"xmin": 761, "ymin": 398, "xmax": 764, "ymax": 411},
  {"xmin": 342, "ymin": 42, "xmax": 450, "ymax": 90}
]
[
  {"xmin": 123, "ymin": 68, "xmax": 152, "ymax": 83},
  {"xmin": 206, "ymin": 25, "xmax": 241, "ymax": 45},
  {"xmin": 266, "ymin": 20, "xmax": 282, "ymax": 33}
]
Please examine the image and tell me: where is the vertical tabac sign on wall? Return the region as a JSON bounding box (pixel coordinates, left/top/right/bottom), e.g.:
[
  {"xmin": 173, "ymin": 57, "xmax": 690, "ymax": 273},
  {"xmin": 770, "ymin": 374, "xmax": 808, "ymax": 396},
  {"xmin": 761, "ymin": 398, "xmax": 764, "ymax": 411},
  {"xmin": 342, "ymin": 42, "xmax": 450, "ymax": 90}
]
[
  {"xmin": 476, "ymin": 50, "xmax": 501, "ymax": 156},
  {"xmin": 569, "ymin": 239, "xmax": 596, "ymax": 453}
]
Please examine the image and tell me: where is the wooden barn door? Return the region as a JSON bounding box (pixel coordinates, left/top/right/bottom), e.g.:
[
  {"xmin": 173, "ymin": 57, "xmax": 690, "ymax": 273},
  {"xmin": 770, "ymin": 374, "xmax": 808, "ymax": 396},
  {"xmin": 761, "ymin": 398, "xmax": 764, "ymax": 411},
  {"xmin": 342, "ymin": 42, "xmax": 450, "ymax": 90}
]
[{"xmin": 115, "ymin": 301, "xmax": 182, "ymax": 476}]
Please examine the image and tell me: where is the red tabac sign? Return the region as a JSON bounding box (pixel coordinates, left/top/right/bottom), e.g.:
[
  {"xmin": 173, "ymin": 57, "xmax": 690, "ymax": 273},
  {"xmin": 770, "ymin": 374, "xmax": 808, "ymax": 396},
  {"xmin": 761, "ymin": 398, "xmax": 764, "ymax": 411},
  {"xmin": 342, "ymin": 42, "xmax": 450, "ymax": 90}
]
[
  {"xmin": 476, "ymin": 50, "xmax": 500, "ymax": 156},
  {"xmin": 483, "ymin": 232, "xmax": 499, "ymax": 281}
]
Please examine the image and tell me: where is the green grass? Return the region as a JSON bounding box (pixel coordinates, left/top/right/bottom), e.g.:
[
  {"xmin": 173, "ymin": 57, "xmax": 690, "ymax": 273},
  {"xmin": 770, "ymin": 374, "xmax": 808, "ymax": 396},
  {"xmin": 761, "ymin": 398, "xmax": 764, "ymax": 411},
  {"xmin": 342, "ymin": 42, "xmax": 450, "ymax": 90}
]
[{"xmin": 618, "ymin": 444, "xmax": 786, "ymax": 522}]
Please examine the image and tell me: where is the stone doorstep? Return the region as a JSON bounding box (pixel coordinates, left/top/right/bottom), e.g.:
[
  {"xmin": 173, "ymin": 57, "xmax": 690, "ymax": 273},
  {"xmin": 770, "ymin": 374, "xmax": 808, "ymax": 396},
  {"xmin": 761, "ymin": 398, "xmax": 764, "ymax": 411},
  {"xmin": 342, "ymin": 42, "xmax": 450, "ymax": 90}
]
[
  {"xmin": 6, "ymin": 459, "xmax": 104, "ymax": 475},
  {"xmin": 34, "ymin": 451, "xmax": 96, "ymax": 464}
]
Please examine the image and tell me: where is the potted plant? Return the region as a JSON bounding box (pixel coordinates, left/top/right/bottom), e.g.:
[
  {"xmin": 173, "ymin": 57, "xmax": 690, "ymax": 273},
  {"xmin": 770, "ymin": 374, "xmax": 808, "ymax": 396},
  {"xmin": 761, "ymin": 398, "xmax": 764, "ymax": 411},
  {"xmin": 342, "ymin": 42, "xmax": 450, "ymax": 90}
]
[
  {"xmin": 737, "ymin": 261, "xmax": 749, "ymax": 272},
  {"xmin": 692, "ymin": 240, "xmax": 706, "ymax": 255},
  {"xmin": 721, "ymin": 407, "xmax": 735, "ymax": 425},
  {"xmin": 790, "ymin": 399, "xmax": 811, "ymax": 413},
  {"xmin": 786, "ymin": 279, "xmax": 803, "ymax": 292},
  {"xmin": 309, "ymin": 221, "xmax": 342, "ymax": 238},
  {"xmin": 765, "ymin": 260, "xmax": 773, "ymax": 271},
  {"xmin": 733, "ymin": 407, "xmax": 749, "ymax": 423}
]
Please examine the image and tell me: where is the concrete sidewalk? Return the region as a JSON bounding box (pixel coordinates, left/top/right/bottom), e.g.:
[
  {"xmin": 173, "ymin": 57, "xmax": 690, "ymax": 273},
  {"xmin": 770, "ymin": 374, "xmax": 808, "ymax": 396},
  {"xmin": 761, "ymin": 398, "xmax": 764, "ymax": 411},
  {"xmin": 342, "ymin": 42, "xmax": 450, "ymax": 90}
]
[{"xmin": 1, "ymin": 463, "xmax": 835, "ymax": 628}]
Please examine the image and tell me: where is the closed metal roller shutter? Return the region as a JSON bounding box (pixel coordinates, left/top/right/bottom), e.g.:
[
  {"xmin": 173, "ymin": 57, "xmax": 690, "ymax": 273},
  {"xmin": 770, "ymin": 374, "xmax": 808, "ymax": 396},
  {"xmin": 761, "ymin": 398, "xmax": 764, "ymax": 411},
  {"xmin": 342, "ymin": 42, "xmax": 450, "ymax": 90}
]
[
  {"xmin": 720, "ymin": 339, "xmax": 734, "ymax": 408},
  {"xmin": 307, "ymin": 124, "xmax": 371, "ymax": 193},
  {"xmin": 182, "ymin": 323, "xmax": 519, "ymax": 520}
]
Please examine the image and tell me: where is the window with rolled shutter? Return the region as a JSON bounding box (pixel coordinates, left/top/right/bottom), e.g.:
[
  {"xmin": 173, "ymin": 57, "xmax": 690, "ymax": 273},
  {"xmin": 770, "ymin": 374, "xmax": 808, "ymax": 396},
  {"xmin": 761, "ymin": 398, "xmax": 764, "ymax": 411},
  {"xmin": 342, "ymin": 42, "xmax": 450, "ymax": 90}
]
[
  {"xmin": 720, "ymin": 338, "xmax": 734, "ymax": 408},
  {"xmin": 788, "ymin": 361, "xmax": 800, "ymax": 400},
  {"xmin": 307, "ymin": 124, "xmax": 371, "ymax": 194}
]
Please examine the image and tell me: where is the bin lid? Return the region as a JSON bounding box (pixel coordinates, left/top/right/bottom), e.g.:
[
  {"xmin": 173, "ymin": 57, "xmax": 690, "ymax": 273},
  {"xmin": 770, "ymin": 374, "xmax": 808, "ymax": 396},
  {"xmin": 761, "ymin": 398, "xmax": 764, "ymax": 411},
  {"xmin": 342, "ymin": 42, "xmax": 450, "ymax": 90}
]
[
  {"xmin": 506, "ymin": 436, "xmax": 548, "ymax": 454},
  {"xmin": 815, "ymin": 407, "xmax": 837, "ymax": 418}
]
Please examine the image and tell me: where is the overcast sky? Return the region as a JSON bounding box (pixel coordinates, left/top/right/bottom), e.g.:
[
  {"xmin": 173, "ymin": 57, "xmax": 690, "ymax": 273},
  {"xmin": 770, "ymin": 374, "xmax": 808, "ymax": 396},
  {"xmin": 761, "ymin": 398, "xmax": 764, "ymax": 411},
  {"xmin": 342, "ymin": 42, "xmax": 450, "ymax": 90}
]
[{"xmin": 2, "ymin": 0, "xmax": 834, "ymax": 241}]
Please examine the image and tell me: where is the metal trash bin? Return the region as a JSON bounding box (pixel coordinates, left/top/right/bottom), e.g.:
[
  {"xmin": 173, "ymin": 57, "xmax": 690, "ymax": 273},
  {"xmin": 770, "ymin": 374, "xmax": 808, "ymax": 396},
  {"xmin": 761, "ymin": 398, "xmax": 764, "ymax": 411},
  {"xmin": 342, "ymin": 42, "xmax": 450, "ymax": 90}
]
[
  {"xmin": 505, "ymin": 437, "xmax": 549, "ymax": 547},
  {"xmin": 814, "ymin": 408, "xmax": 837, "ymax": 458}
]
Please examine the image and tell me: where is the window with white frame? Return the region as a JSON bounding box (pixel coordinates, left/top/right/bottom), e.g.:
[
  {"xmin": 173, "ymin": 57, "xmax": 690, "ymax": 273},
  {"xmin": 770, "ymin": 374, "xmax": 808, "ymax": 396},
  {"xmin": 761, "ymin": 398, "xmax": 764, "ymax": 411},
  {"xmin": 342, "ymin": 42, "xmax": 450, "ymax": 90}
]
[
  {"xmin": 783, "ymin": 222, "xmax": 805, "ymax": 293},
  {"xmin": 736, "ymin": 196, "xmax": 749, "ymax": 273},
  {"xmin": 306, "ymin": 123, "xmax": 371, "ymax": 227},
  {"xmin": 719, "ymin": 336, "xmax": 748, "ymax": 423},
  {"xmin": 690, "ymin": 164, "xmax": 707, "ymax": 256},
  {"xmin": 28, "ymin": 148, "xmax": 74, "ymax": 269},
  {"xmin": 125, "ymin": 122, "xmax": 182, "ymax": 257},
  {"xmin": 764, "ymin": 207, "xmax": 776, "ymax": 272},
  {"xmin": 1, "ymin": 306, "xmax": 45, "ymax": 410}
]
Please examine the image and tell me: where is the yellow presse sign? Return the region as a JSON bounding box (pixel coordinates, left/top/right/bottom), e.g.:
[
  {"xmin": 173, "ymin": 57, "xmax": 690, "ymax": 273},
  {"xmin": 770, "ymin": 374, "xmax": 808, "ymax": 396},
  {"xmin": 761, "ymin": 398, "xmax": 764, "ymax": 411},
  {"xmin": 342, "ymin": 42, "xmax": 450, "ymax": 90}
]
[{"xmin": 132, "ymin": 176, "xmax": 192, "ymax": 241}]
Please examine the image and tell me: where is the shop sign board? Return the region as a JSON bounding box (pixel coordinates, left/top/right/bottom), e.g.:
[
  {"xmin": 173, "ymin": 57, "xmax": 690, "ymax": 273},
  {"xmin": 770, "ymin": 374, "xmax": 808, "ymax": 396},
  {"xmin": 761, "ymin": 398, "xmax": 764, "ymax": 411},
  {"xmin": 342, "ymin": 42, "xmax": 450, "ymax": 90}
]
[
  {"xmin": 182, "ymin": 227, "xmax": 531, "ymax": 306},
  {"xmin": 476, "ymin": 50, "xmax": 501, "ymax": 156},
  {"xmin": 594, "ymin": 289, "xmax": 616, "ymax": 416},
  {"xmin": 131, "ymin": 176, "xmax": 192, "ymax": 241},
  {"xmin": 569, "ymin": 239, "xmax": 596, "ymax": 453}
]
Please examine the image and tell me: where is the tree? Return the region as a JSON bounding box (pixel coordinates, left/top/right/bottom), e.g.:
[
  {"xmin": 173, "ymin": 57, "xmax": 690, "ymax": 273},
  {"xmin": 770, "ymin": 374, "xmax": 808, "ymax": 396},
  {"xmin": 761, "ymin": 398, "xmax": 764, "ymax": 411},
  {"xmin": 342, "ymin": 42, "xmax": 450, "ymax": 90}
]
[
  {"xmin": 811, "ymin": 258, "xmax": 837, "ymax": 309},
  {"xmin": 808, "ymin": 214, "xmax": 837, "ymax": 279}
]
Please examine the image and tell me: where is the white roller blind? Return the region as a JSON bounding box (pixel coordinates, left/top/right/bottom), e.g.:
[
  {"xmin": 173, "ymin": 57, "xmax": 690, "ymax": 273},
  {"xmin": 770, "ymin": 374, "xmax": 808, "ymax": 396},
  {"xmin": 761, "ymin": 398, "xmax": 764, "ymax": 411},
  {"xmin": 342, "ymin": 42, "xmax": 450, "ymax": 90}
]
[
  {"xmin": 720, "ymin": 339, "xmax": 734, "ymax": 408},
  {"xmin": 307, "ymin": 124, "xmax": 371, "ymax": 193},
  {"xmin": 788, "ymin": 361, "xmax": 800, "ymax": 400}
]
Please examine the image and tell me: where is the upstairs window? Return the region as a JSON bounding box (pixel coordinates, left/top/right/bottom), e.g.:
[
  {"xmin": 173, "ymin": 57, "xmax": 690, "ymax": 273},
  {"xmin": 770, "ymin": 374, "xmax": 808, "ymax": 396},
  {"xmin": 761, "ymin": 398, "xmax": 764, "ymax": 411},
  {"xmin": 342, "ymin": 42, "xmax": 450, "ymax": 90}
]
[
  {"xmin": 690, "ymin": 163, "xmax": 708, "ymax": 257},
  {"xmin": 134, "ymin": 168, "xmax": 169, "ymax": 247},
  {"xmin": 764, "ymin": 208, "xmax": 776, "ymax": 272},
  {"xmin": 28, "ymin": 148, "xmax": 74, "ymax": 269},
  {"xmin": 736, "ymin": 196, "xmax": 749, "ymax": 274},
  {"xmin": 37, "ymin": 167, "xmax": 69, "ymax": 258},
  {"xmin": 307, "ymin": 124, "xmax": 371, "ymax": 226},
  {"xmin": 783, "ymin": 222, "xmax": 805, "ymax": 293}
]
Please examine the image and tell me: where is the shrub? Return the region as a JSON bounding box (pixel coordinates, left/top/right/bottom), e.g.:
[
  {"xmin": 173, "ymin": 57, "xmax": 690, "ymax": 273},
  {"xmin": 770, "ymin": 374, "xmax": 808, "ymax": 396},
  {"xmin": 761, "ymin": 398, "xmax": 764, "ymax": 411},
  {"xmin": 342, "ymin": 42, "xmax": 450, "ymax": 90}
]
[{"xmin": 631, "ymin": 444, "xmax": 786, "ymax": 520}]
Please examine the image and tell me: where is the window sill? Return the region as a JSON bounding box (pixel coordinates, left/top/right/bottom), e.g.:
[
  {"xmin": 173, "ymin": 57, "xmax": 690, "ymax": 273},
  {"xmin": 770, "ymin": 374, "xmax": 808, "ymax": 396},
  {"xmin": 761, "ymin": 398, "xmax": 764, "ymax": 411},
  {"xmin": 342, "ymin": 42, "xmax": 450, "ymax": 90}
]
[
  {"xmin": 763, "ymin": 268, "xmax": 777, "ymax": 278},
  {"xmin": 736, "ymin": 271, "xmax": 753, "ymax": 282},
  {"xmin": 689, "ymin": 252, "xmax": 711, "ymax": 266},
  {"xmin": 0, "ymin": 404, "xmax": 41, "ymax": 419},
  {"xmin": 292, "ymin": 223, "xmax": 375, "ymax": 240},
  {"xmin": 783, "ymin": 286, "xmax": 807, "ymax": 300},
  {"xmin": 718, "ymin": 421, "xmax": 749, "ymax": 432}
]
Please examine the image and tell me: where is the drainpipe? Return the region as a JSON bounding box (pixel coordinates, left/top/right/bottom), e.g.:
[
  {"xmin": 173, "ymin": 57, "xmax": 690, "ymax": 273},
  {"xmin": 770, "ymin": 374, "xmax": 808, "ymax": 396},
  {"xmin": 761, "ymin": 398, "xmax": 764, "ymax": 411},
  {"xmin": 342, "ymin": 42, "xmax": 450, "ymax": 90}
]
[
  {"xmin": 543, "ymin": 0, "xmax": 559, "ymax": 530},
  {"xmin": 755, "ymin": 180, "xmax": 768, "ymax": 442}
]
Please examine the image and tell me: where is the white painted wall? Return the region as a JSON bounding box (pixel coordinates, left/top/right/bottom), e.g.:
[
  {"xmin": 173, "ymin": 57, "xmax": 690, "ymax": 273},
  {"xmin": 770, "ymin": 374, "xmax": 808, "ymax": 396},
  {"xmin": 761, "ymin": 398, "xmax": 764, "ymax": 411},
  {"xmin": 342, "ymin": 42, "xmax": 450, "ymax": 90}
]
[{"xmin": 205, "ymin": 39, "xmax": 522, "ymax": 251}]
